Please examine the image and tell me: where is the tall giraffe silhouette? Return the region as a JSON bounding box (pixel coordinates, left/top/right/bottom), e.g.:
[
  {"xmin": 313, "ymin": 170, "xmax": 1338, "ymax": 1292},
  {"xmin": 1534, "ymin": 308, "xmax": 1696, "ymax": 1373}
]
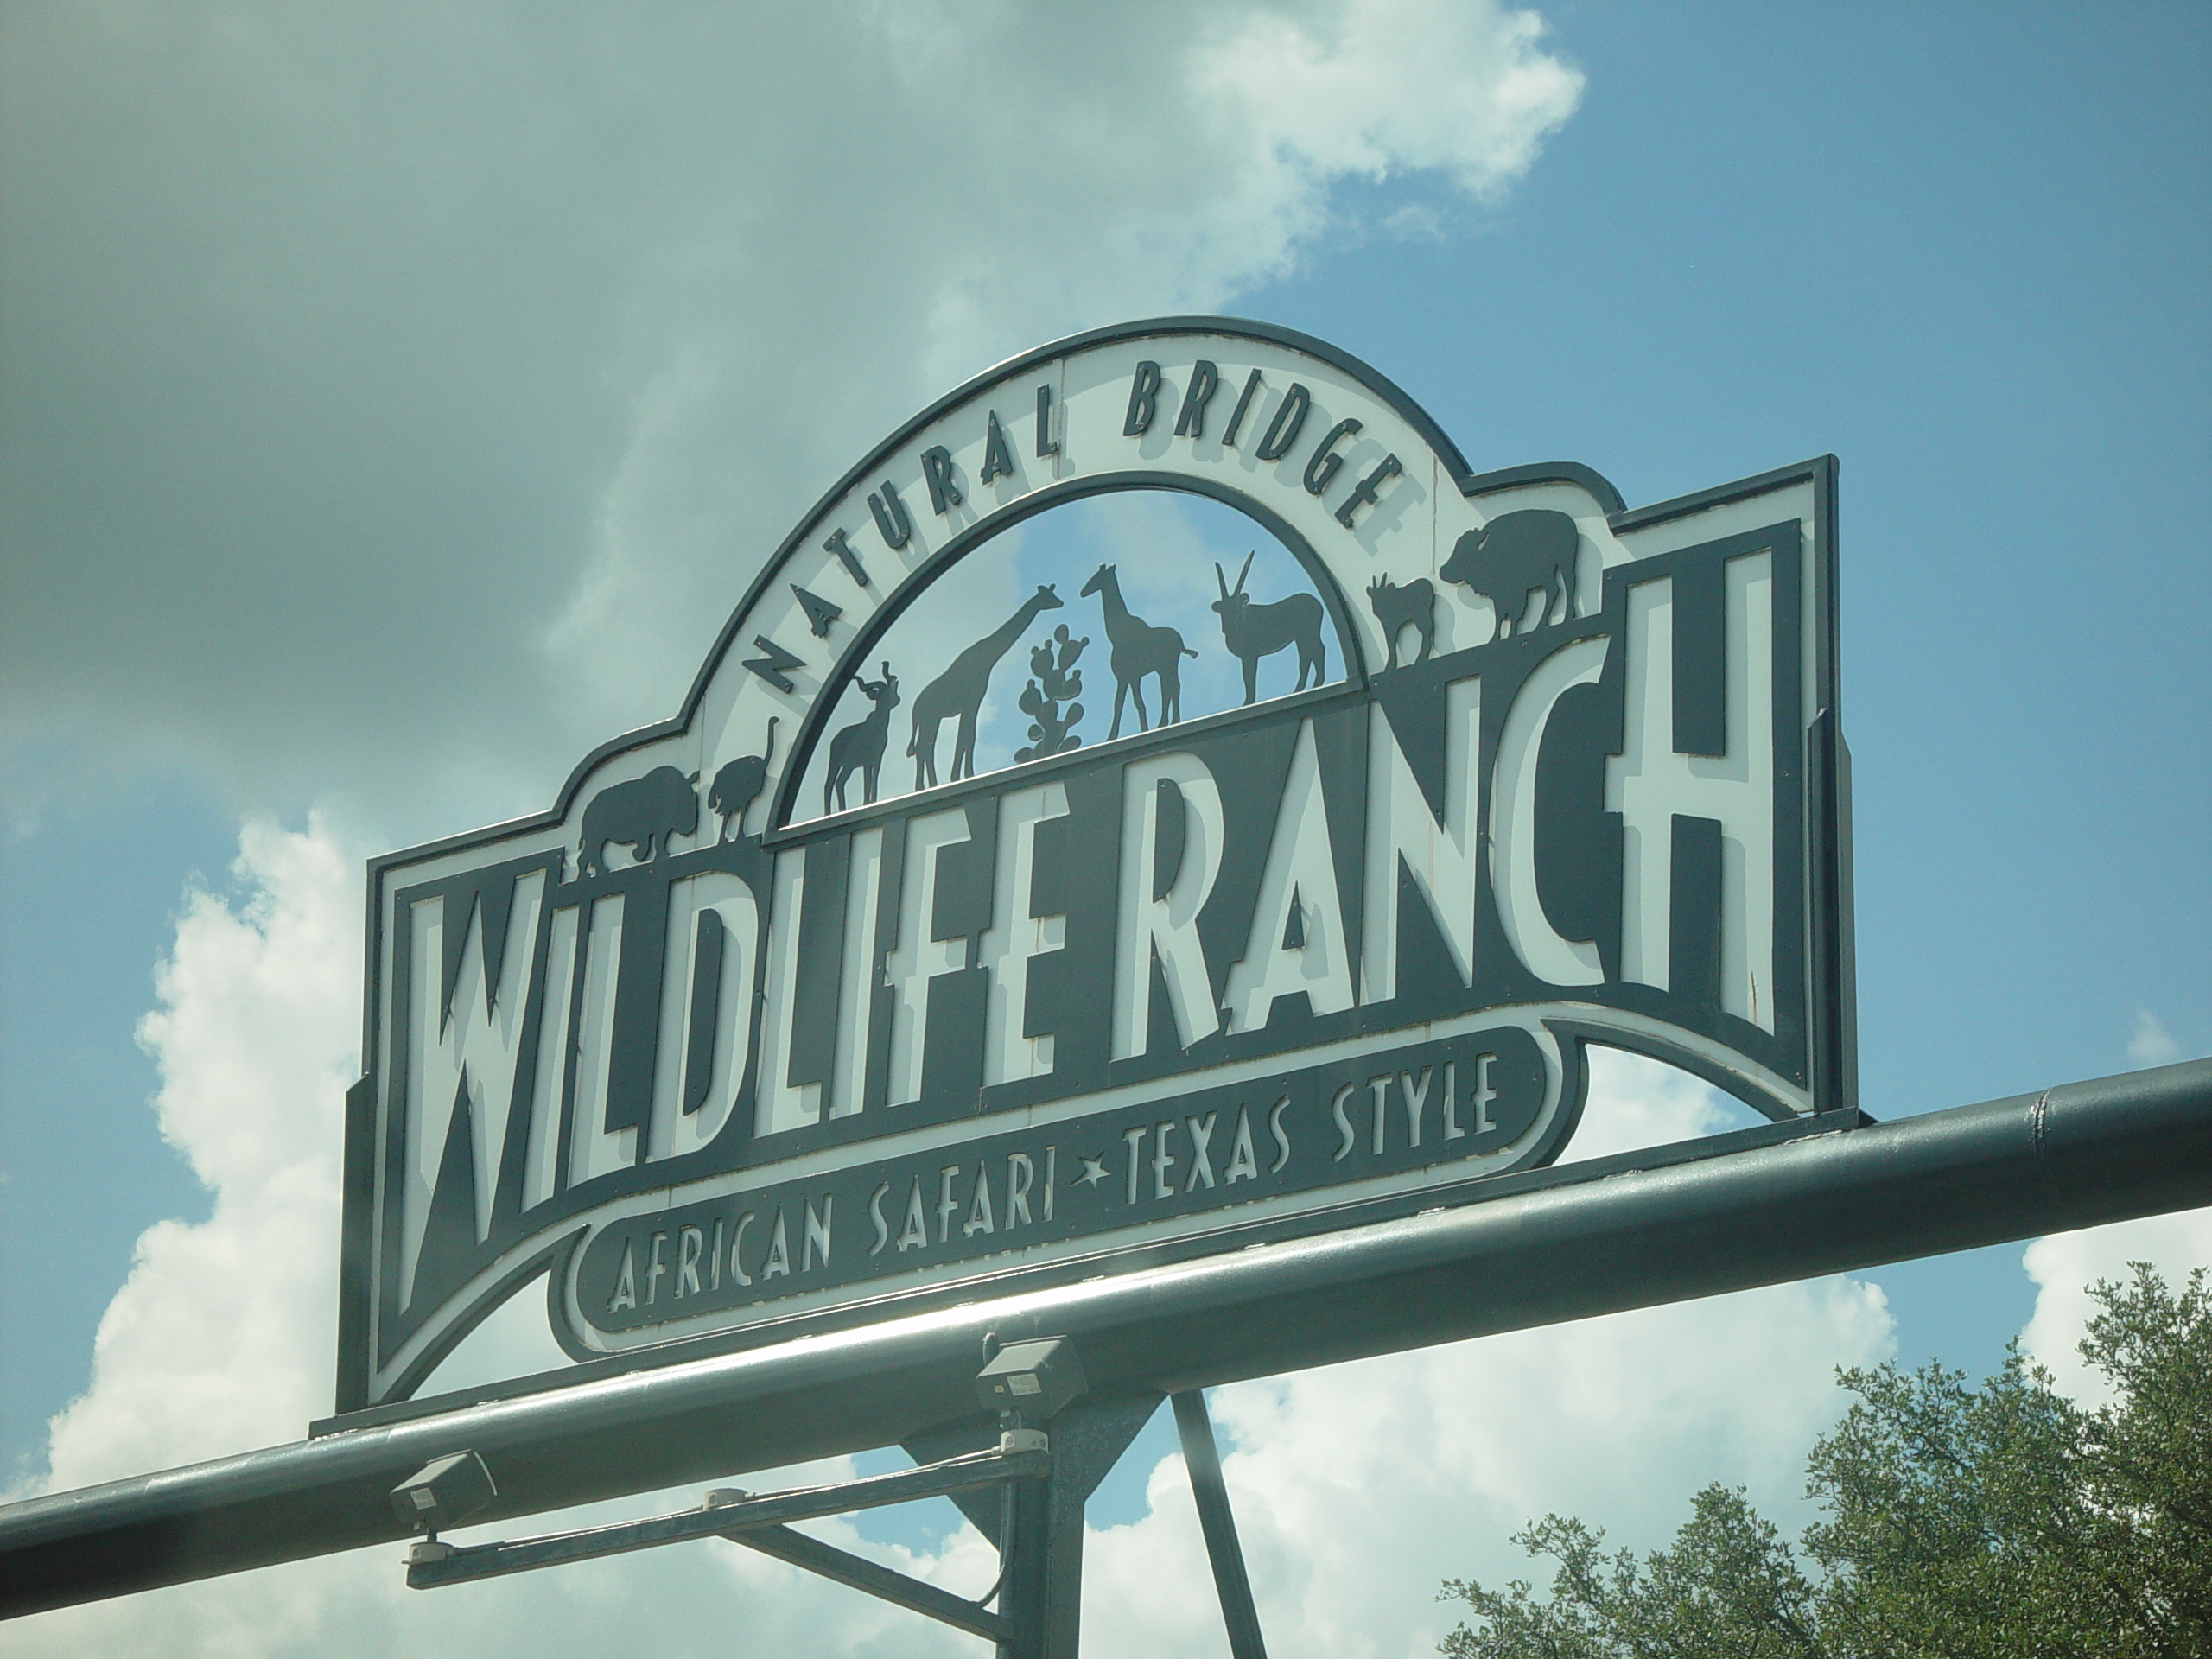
[{"xmin": 908, "ymin": 584, "xmax": 1064, "ymax": 788}]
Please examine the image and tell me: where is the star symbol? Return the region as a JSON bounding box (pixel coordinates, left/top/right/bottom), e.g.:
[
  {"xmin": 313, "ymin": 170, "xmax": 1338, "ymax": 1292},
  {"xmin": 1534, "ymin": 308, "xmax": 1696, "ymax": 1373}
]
[{"xmin": 1076, "ymin": 1154, "xmax": 1109, "ymax": 1188}]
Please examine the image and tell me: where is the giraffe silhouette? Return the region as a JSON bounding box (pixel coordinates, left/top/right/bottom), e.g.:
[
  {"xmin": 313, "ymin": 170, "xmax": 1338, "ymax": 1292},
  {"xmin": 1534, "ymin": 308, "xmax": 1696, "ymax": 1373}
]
[
  {"xmin": 908, "ymin": 584, "xmax": 1064, "ymax": 788},
  {"xmin": 1081, "ymin": 563, "xmax": 1197, "ymax": 738}
]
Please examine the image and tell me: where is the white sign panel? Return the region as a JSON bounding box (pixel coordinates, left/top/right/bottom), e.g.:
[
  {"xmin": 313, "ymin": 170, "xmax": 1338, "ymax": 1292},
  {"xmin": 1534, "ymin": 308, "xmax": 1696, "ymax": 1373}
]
[{"xmin": 337, "ymin": 319, "xmax": 1853, "ymax": 1414}]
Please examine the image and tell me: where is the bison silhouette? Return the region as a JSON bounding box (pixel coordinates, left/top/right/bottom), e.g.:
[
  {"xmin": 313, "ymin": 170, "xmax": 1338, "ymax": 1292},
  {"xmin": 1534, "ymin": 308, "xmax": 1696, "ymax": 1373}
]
[
  {"xmin": 577, "ymin": 765, "xmax": 699, "ymax": 877},
  {"xmin": 1440, "ymin": 508, "xmax": 1580, "ymax": 639}
]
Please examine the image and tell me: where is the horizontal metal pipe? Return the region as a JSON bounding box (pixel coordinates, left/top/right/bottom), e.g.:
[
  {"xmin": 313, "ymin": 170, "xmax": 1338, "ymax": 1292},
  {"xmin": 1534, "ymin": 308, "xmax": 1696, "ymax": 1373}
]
[{"xmin": 3, "ymin": 1057, "xmax": 2207, "ymax": 1619}]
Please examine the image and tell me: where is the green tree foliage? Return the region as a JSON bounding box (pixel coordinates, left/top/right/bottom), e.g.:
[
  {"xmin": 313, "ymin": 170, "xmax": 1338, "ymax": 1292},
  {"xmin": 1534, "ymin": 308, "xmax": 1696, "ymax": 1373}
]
[{"xmin": 1439, "ymin": 1265, "xmax": 2212, "ymax": 1659}]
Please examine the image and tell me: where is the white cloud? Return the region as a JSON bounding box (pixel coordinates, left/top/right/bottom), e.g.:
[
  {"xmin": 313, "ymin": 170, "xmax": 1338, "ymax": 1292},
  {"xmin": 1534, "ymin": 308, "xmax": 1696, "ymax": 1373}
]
[
  {"xmin": 0, "ymin": 816, "xmax": 984, "ymax": 1656},
  {"xmin": 2020, "ymin": 1207, "xmax": 2212, "ymax": 1408},
  {"xmin": 1194, "ymin": 0, "xmax": 1585, "ymax": 200},
  {"xmin": 28, "ymin": 817, "xmax": 358, "ymax": 1493},
  {"xmin": 2126, "ymin": 1007, "xmax": 2185, "ymax": 1069},
  {"xmin": 1, "ymin": 0, "xmax": 1583, "ymax": 846},
  {"xmin": 1554, "ymin": 1042, "xmax": 1758, "ymax": 1162}
]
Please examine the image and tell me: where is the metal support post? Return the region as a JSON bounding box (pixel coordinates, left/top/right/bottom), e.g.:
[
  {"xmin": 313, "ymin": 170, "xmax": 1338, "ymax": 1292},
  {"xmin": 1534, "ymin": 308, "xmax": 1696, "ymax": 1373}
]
[
  {"xmin": 1173, "ymin": 1389, "xmax": 1268, "ymax": 1659},
  {"xmin": 912, "ymin": 1390, "xmax": 1156, "ymax": 1659},
  {"xmin": 1034, "ymin": 1461, "xmax": 1089, "ymax": 1659},
  {"xmin": 995, "ymin": 1446, "xmax": 1052, "ymax": 1659}
]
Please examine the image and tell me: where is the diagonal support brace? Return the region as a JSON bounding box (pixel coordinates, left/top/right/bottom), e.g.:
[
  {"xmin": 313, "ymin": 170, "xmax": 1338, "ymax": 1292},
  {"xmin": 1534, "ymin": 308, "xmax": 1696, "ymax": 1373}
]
[
  {"xmin": 1173, "ymin": 1389, "xmax": 1268, "ymax": 1659},
  {"xmin": 722, "ymin": 1520, "xmax": 1008, "ymax": 1643}
]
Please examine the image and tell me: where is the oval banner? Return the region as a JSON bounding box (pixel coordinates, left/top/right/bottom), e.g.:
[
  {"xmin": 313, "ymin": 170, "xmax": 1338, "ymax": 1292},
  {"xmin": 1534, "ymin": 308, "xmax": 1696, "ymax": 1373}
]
[{"xmin": 336, "ymin": 318, "xmax": 1853, "ymax": 1414}]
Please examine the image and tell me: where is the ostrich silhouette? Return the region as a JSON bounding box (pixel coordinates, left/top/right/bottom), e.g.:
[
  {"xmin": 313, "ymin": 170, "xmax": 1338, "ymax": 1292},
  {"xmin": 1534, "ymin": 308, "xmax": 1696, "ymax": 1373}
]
[
  {"xmin": 1080, "ymin": 563, "xmax": 1197, "ymax": 738},
  {"xmin": 907, "ymin": 585, "xmax": 1063, "ymax": 788},
  {"xmin": 708, "ymin": 719, "xmax": 778, "ymax": 841}
]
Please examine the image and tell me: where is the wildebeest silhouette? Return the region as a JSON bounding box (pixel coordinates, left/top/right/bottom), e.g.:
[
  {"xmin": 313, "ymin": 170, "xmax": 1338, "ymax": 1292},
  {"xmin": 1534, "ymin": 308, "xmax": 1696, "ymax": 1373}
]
[
  {"xmin": 1440, "ymin": 509, "xmax": 1580, "ymax": 639},
  {"xmin": 708, "ymin": 719, "xmax": 777, "ymax": 842},
  {"xmin": 1366, "ymin": 574, "xmax": 1435, "ymax": 670},
  {"xmin": 1081, "ymin": 563, "xmax": 1196, "ymax": 738},
  {"xmin": 579, "ymin": 765, "xmax": 699, "ymax": 877},
  {"xmin": 825, "ymin": 664, "xmax": 900, "ymax": 812},
  {"xmin": 1213, "ymin": 552, "xmax": 1325, "ymax": 704}
]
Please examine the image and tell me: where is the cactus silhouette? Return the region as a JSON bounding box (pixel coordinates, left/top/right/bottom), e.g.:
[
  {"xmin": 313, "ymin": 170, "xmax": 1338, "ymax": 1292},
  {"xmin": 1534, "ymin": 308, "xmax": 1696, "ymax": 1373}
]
[{"xmin": 1015, "ymin": 625, "xmax": 1088, "ymax": 761}]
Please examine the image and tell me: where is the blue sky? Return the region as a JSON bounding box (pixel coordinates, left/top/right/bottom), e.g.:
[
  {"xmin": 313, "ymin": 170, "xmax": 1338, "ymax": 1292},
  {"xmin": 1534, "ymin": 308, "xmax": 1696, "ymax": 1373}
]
[
  {"xmin": 787, "ymin": 490, "xmax": 1345, "ymax": 819},
  {"xmin": 1, "ymin": 3, "xmax": 2205, "ymax": 1653}
]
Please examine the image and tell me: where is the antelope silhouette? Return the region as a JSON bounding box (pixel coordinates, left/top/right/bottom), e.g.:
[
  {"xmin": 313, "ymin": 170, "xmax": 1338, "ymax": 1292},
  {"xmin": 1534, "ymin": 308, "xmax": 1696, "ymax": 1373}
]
[
  {"xmin": 709, "ymin": 718, "xmax": 778, "ymax": 841},
  {"xmin": 824, "ymin": 666, "xmax": 899, "ymax": 812},
  {"xmin": 907, "ymin": 587, "xmax": 1062, "ymax": 788},
  {"xmin": 1213, "ymin": 552, "xmax": 1325, "ymax": 704},
  {"xmin": 1080, "ymin": 563, "xmax": 1197, "ymax": 739},
  {"xmin": 1366, "ymin": 575, "xmax": 1435, "ymax": 670}
]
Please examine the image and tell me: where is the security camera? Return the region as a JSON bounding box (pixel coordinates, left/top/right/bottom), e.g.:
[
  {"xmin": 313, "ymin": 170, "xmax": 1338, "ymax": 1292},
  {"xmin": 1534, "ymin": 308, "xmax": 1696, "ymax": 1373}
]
[
  {"xmin": 390, "ymin": 1450, "xmax": 497, "ymax": 1535},
  {"xmin": 976, "ymin": 1336, "xmax": 1086, "ymax": 1421}
]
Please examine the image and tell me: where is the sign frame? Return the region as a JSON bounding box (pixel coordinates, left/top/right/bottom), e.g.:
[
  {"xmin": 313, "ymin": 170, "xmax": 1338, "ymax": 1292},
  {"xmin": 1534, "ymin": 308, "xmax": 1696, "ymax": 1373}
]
[{"xmin": 335, "ymin": 316, "xmax": 1855, "ymax": 1421}]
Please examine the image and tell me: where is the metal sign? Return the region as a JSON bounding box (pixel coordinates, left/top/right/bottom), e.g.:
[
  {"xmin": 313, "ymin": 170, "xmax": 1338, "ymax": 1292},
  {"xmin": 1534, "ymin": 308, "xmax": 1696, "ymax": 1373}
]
[{"xmin": 337, "ymin": 318, "xmax": 1853, "ymax": 1414}]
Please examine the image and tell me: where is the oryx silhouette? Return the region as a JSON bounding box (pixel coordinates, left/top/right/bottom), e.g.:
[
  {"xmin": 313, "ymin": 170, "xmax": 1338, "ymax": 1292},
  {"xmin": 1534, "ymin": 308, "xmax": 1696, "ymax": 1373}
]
[{"xmin": 1212, "ymin": 552, "xmax": 1325, "ymax": 704}]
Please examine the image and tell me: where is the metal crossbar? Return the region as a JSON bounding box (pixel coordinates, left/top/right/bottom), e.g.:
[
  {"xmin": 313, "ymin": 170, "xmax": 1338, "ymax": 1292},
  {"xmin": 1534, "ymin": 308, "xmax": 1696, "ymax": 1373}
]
[
  {"xmin": 404, "ymin": 1444, "xmax": 1047, "ymax": 1611},
  {"xmin": 5, "ymin": 1060, "xmax": 2205, "ymax": 1620}
]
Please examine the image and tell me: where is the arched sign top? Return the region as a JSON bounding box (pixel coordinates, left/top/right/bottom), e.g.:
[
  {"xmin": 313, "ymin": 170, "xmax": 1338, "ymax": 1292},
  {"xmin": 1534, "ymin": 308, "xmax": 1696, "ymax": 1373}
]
[
  {"xmin": 533, "ymin": 316, "xmax": 1627, "ymax": 833},
  {"xmin": 770, "ymin": 474, "xmax": 1365, "ymax": 836},
  {"xmin": 341, "ymin": 318, "xmax": 1850, "ymax": 1418}
]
